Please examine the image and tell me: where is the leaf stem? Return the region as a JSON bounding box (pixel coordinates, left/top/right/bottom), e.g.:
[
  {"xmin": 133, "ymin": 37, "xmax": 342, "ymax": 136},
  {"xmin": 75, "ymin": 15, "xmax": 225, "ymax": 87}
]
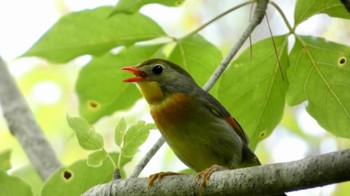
[
  {"xmin": 181, "ymin": 1, "xmax": 253, "ymax": 39},
  {"xmin": 106, "ymin": 149, "xmax": 117, "ymax": 170},
  {"xmin": 269, "ymin": 1, "xmax": 294, "ymax": 33}
]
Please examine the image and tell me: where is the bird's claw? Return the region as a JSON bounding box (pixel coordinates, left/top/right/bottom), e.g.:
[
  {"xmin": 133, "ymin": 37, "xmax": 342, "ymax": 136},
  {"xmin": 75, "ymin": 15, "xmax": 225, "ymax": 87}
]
[
  {"xmin": 195, "ymin": 165, "xmax": 226, "ymax": 192},
  {"xmin": 147, "ymin": 171, "xmax": 181, "ymax": 191}
]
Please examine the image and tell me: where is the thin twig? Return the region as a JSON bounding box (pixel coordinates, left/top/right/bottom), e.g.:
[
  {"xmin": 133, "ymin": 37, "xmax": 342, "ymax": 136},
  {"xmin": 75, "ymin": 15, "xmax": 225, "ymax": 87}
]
[
  {"xmin": 181, "ymin": 1, "xmax": 253, "ymax": 39},
  {"xmin": 269, "ymin": 1, "xmax": 294, "ymax": 33},
  {"xmin": 129, "ymin": 136, "xmax": 165, "ymax": 178},
  {"xmin": 0, "ymin": 56, "xmax": 61, "ymax": 180},
  {"xmin": 203, "ymin": 0, "xmax": 268, "ymax": 91},
  {"xmin": 265, "ymin": 11, "xmax": 285, "ymax": 80}
]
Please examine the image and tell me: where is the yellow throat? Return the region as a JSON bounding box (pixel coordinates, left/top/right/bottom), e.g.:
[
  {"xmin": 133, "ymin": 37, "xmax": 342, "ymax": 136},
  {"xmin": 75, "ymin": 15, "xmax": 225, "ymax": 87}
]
[{"xmin": 136, "ymin": 81, "xmax": 164, "ymax": 105}]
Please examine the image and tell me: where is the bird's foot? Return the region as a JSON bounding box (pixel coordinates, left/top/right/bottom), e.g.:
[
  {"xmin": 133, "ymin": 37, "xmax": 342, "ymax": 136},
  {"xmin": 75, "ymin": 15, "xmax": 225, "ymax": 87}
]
[
  {"xmin": 195, "ymin": 165, "xmax": 227, "ymax": 191},
  {"xmin": 147, "ymin": 171, "xmax": 182, "ymax": 191}
]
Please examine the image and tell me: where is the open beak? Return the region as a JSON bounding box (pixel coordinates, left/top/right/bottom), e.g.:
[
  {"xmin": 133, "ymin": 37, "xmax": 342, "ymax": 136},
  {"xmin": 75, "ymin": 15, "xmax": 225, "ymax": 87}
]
[{"xmin": 121, "ymin": 66, "xmax": 148, "ymax": 82}]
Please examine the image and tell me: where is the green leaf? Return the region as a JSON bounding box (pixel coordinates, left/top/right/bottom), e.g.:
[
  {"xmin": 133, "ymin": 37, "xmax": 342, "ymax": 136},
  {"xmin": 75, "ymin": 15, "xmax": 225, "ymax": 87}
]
[
  {"xmin": 169, "ymin": 34, "xmax": 223, "ymax": 88},
  {"xmin": 112, "ymin": 0, "xmax": 185, "ymax": 14},
  {"xmin": 67, "ymin": 116, "xmax": 104, "ymax": 150},
  {"xmin": 115, "ymin": 120, "xmax": 154, "ymax": 173},
  {"xmin": 294, "ymin": 0, "xmax": 350, "ymax": 26},
  {"xmin": 115, "ymin": 118, "xmax": 127, "ymax": 147},
  {"xmin": 10, "ymin": 165, "xmax": 42, "ymax": 196},
  {"xmin": 218, "ymin": 36, "xmax": 289, "ymax": 149},
  {"xmin": 41, "ymin": 157, "xmax": 115, "ymax": 196},
  {"xmin": 0, "ymin": 170, "xmax": 33, "ymax": 196},
  {"xmin": 24, "ymin": 6, "xmax": 166, "ymax": 63},
  {"xmin": 287, "ymin": 36, "xmax": 350, "ymax": 138},
  {"xmin": 121, "ymin": 121, "xmax": 152, "ymax": 158},
  {"xmin": 87, "ymin": 149, "xmax": 108, "ymax": 167},
  {"xmin": 0, "ymin": 149, "xmax": 11, "ymax": 171},
  {"xmin": 77, "ymin": 44, "xmax": 165, "ymax": 123}
]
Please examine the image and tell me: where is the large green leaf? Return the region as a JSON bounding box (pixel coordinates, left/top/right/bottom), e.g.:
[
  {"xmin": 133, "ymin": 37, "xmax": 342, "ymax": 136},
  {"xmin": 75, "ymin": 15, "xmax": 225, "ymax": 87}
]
[
  {"xmin": 287, "ymin": 36, "xmax": 350, "ymax": 138},
  {"xmin": 10, "ymin": 165, "xmax": 42, "ymax": 196},
  {"xmin": 112, "ymin": 0, "xmax": 185, "ymax": 14},
  {"xmin": 168, "ymin": 34, "xmax": 223, "ymax": 88},
  {"xmin": 0, "ymin": 170, "xmax": 33, "ymax": 196},
  {"xmin": 67, "ymin": 116, "xmax": 104, "ymax": 150},
  {"xmin": 294, "ymin": 0, "xmax": 350, "ymax": 26},
  {"xmin": 24, "ymin": 6, "xmax": 165, "ymax": 63},
  {"xmin": 218, "ymin": 36, "xmax": 289, "ymax": 149},
  {"xmin": 41, "ymin": 157, "xmax": 116, "ymax": 196},
  {"xmin": 77, "ymin": 44, "xmax": 164, "ymax": 123}
]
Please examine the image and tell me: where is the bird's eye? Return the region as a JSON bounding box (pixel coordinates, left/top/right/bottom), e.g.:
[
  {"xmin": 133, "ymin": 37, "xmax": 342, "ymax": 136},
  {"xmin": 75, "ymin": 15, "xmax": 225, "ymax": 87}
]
[{"xmin": 152, "ymin": 64, "xmax": 163, "ymax": 75}]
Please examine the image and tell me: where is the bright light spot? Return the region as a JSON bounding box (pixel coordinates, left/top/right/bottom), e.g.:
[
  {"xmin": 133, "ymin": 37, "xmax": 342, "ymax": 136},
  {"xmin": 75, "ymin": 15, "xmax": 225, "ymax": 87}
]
[
  {"xmin": 31, "ymin": 81, "xmax": 62, "ymax": 104},
  {"xmin": 71, "ymin": 55, "xmax": 92, "ymax": 68},
  {"xmin": 288, "ymin": 184, "xmax": 336, "ymax": 196},
  {"xmin": 8, "ymin": 58, "xmax": 42, "ymax": 77},
  {"xmin": 296, "ymin": 15, "xmax": 330, "ymax": 37},
  {"xmin": 65, "ymin": 0, "xmax": 115, "ymax": 11},
  {"xmin": 319, "ymin": 137, "xmax": 338, "ymax": 154},
  {"xmin": 141, "ymin": 4, "xmax": 184, "ymax": 37},
  {"xmin": 297, "ymin": 105, "xmax": 328, "ymax": 137},
  {"xmin": 0, "ymin": 0, "xmax": 58, "ymax": 60},
  {"xmin": 271, "ymin": 130, "xmax": 308, "ymax": 162}
]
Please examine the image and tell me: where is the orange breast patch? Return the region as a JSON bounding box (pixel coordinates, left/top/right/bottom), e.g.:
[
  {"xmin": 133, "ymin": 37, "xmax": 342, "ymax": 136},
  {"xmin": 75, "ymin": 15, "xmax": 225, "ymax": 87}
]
[{"xmin": 150, "ymin": 93, "xmax": 192, "ymax": 133}]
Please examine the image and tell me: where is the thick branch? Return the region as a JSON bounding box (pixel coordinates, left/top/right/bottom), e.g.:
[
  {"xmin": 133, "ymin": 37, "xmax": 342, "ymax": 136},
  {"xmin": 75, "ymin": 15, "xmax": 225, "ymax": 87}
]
[
  {"xmin": 84, "ymin": 149, "xmax": 350, "ymax": 195},
  {"xmin": 0, "ymin": 56, "xmax": 61, "ymax": 180}
]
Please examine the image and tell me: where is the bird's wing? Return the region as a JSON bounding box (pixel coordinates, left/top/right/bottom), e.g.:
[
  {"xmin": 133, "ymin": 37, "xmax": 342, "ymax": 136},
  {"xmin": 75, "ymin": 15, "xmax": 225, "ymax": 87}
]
[{"xmin": 202, "ymin": 92, "xmax": 249, "ymax": 145}]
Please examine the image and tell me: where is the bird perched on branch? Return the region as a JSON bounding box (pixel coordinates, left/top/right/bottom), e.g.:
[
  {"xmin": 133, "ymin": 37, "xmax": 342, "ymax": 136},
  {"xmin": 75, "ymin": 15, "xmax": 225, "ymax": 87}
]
[{"xmin": 122, "ymin": 58, "xmax": 261, "ymax": 191}]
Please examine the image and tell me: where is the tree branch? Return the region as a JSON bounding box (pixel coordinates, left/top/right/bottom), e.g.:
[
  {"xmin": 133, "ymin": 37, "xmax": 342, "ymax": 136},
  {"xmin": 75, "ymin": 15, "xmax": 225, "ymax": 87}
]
[
  {"xmin": 84, "ymin": 149, "xmax": 350, "ymax": 195},
  {"xmin": 128, "ymin": 136, "xmax": 165, "ymax": 178},
  {"xmin": 0, "ymin": 56, "xmax": 61, "ymax": 180}
]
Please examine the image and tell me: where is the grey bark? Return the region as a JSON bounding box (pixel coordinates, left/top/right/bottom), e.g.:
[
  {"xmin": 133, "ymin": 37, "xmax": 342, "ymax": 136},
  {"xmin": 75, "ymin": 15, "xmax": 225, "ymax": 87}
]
[
  {"xmin": 83, "ymin": 149, "xmax": 350, "ymax": 195},
  {"xmin": 0, "ymin": 56, "xmax": 61, "ymax": 180}
]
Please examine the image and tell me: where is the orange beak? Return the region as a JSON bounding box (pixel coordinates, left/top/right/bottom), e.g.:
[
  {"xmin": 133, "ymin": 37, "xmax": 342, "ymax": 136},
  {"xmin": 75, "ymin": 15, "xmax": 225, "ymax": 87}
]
[{"xmin": 121, "ymin": 66, "xmax": 148, "ymax": 82}]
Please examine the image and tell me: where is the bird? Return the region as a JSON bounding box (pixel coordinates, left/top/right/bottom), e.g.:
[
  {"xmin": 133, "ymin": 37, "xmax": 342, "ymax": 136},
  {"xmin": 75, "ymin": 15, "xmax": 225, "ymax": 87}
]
[{"xmin": 122, "ymin": 58, "xmax": 261, "ymax": 191}]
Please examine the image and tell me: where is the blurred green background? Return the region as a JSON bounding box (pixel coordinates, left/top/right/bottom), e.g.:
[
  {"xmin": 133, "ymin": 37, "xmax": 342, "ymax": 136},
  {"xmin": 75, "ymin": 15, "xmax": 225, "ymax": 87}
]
[{"xmin": 1, "ymin": 0, "xmax": 350, "ymax": 195}]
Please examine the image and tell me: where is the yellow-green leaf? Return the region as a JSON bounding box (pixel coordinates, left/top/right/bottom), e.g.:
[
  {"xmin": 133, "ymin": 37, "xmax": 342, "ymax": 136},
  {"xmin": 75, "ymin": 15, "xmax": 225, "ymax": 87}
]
[
  {"xmin": 0, "ymin": 170, "xmax": 33, "ymax": 196},
  {"xmin": 112, "ymin": 0, "xmax": 185, "ymax": 14},
  {"xmin": 169, "ymin": 34, "xmax": 223, "ymax": 88},
  {"xmin": 121, "ymin": 121, "xmax": 151, "ymax": 158},
  {"xmin": 87, "ymin": 149, "xmax": 108, "ymax": 168},
  {"xmin": 287, "ymin": 36, "xmax": 350, "ymax": 138},
  {"xmin": 294, "ymin": 0, "xmax": 350, "ymax": 26},
  {"xmin": 24, "ymin": 6, "xmax": 165, "ymax": 63},
  {"xmin": 0, "ymin": 149, "xmax": 11, "ymax": 171},
  {"xmin": 77, "ymin": 44, "xmax": 165, "ymax": 123},
  {"xmin": 41, "ymin": 156, "xmax": 116, "ymax": 196},
  {"xmin": 67, "ymin": 116, "xmax": 104, "ymax": 150},
  {"xmin": 115, "ymin": 118, "xmax": 127, "ymax": 148},
  {"xmin": 218, "ymin": 36, "xmax": 289, "ymax": 149}
]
